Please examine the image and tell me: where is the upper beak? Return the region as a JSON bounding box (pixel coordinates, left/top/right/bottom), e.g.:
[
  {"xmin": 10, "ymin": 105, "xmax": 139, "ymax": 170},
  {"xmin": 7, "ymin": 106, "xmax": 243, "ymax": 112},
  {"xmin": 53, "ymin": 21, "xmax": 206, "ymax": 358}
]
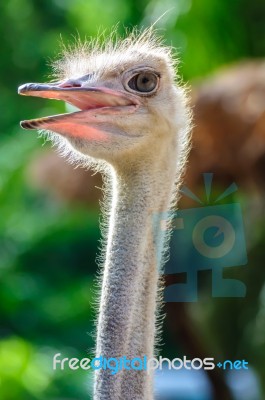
[{"xmin": 18, "ymin": 82, "xmax": 139, "ymax": 131}]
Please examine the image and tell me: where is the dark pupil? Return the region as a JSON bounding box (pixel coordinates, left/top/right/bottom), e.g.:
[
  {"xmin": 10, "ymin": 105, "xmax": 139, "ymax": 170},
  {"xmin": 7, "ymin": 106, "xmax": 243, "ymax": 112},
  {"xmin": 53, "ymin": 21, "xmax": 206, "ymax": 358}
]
[
  {"xmin": 134, "ymin": 73, "xmax": 157, "ymax": 92},
  {"xmin": 141, "ymin": 77, "xmax": 149, "ymax": 84}
]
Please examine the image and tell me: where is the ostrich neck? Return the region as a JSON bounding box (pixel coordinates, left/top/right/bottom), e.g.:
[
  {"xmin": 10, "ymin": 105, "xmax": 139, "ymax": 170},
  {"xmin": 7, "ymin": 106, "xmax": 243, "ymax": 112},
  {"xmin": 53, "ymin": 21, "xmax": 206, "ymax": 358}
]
[{"xmin": 94, "ymin": 150, "xmax": 177, "ymax": 400}]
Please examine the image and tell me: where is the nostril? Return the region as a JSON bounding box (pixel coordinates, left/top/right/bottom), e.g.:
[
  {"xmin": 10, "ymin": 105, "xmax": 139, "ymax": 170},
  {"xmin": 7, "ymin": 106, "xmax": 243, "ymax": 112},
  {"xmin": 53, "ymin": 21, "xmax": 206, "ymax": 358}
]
[
  {"xmin": 58, "ymin": 80, "xmax": 82, "ymax": 88},
  {"xmin": 57, "ymin": 73, "xmax": 93, "ymax": 88}
]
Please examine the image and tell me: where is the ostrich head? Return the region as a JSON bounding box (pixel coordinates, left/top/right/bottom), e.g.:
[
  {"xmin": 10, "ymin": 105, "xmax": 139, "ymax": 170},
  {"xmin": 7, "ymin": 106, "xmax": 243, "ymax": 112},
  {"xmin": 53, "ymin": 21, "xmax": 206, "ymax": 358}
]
[{"xmin": 18, "ymin": 29, "xmax": 190, "ymax": 168}]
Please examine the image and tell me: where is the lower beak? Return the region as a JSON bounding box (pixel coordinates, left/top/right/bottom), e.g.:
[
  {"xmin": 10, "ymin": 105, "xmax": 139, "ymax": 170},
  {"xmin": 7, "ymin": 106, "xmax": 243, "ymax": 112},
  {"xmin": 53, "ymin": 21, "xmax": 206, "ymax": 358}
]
[{"xmin": 18, "ymin": 83, "xmax": 139, "ymax": 137}]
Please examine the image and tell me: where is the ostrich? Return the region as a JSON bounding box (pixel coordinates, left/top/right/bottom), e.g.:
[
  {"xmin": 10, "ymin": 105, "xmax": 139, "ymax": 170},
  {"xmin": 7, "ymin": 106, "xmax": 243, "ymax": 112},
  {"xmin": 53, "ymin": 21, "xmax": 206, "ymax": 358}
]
[{"xmin": 18, "ymin": 29, "xmax": 192, "ymax": 399}]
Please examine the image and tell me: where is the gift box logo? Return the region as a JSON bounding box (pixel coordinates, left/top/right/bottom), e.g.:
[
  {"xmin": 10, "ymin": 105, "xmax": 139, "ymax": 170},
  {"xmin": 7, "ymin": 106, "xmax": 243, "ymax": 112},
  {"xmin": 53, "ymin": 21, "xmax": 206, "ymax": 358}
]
[{"xmin": 155, "ymin": 173, "xmax": 248, "ymax": 302}]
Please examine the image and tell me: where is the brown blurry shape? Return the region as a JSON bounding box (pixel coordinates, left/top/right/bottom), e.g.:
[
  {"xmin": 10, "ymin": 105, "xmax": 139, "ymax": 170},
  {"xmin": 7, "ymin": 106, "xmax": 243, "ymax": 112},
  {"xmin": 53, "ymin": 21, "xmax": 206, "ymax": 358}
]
[
  {"xmin": 185, "ymin": 60, "xmax": 265, "ymax": 201},
  {"xmin": 28, "ymin": 150, "xmax": 102, "ymax": 206}
]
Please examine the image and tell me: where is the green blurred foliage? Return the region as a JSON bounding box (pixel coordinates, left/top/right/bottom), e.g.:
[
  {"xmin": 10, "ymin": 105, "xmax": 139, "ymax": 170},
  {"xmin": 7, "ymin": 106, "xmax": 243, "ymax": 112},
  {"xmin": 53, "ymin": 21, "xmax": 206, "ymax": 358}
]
[{"xmin": 0, "ymin": 0, "xmax": 264, "ymax": 398}]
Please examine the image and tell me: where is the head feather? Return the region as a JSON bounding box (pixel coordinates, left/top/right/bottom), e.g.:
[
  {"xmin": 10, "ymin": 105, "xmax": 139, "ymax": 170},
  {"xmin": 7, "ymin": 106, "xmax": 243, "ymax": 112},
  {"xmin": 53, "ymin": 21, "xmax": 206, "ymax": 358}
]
[{"xmin": 51, "ymin": 26, "xmax": 178, "ymax": 83}]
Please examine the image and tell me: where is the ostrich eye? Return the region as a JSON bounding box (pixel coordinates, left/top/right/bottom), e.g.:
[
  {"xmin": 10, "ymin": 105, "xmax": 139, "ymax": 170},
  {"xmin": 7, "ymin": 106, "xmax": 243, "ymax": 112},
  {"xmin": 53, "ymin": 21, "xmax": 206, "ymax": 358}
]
[{"xmin": 127, "ymin": 72, "xmax": 158, "ymax": 93}]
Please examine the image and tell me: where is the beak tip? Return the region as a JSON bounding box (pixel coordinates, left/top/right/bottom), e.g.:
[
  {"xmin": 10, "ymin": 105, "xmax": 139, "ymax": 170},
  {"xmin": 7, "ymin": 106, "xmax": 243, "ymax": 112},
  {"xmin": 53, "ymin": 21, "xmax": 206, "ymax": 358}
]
[
  {"xmin": 18, "ymin": 84, "xmax": 28, "ymax": 95},
  {"xmin": 20, "ymin": 120, "xmax": 30, "ymax": 130},
  {"xmin": 18, "ymin": 83, "xmax": 37, "ymax": 95}
]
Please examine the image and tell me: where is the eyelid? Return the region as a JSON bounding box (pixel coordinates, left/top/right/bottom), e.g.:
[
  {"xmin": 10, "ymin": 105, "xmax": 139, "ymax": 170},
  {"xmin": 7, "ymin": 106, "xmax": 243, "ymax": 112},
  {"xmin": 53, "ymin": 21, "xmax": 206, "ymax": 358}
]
[{"xmin": 123, "ymin": 67, "xmax": 161, "ymax": 80}]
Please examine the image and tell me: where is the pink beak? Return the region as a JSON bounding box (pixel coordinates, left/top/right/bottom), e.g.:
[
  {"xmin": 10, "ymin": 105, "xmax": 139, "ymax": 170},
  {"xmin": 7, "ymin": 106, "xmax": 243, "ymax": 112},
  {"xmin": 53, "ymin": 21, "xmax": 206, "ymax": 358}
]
[{"xmin": 18, "ymin": 80, "xmax": 139, "ymax": 138}]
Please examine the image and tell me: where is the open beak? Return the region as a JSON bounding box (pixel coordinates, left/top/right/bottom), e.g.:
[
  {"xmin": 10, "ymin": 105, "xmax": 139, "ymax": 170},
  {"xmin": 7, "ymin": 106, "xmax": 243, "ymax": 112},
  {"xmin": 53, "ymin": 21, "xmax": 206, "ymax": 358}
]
[{"xmin": 18, "ymin": 82, "xmax": 139, "ymax": 139}]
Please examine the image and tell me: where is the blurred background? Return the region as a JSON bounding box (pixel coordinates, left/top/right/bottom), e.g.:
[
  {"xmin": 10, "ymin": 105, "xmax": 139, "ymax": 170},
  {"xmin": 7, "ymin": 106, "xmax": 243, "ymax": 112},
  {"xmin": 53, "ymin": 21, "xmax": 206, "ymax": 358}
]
[{"xmin": 0, "ymin": 0, "xmax": 265, "ymax": 399}]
